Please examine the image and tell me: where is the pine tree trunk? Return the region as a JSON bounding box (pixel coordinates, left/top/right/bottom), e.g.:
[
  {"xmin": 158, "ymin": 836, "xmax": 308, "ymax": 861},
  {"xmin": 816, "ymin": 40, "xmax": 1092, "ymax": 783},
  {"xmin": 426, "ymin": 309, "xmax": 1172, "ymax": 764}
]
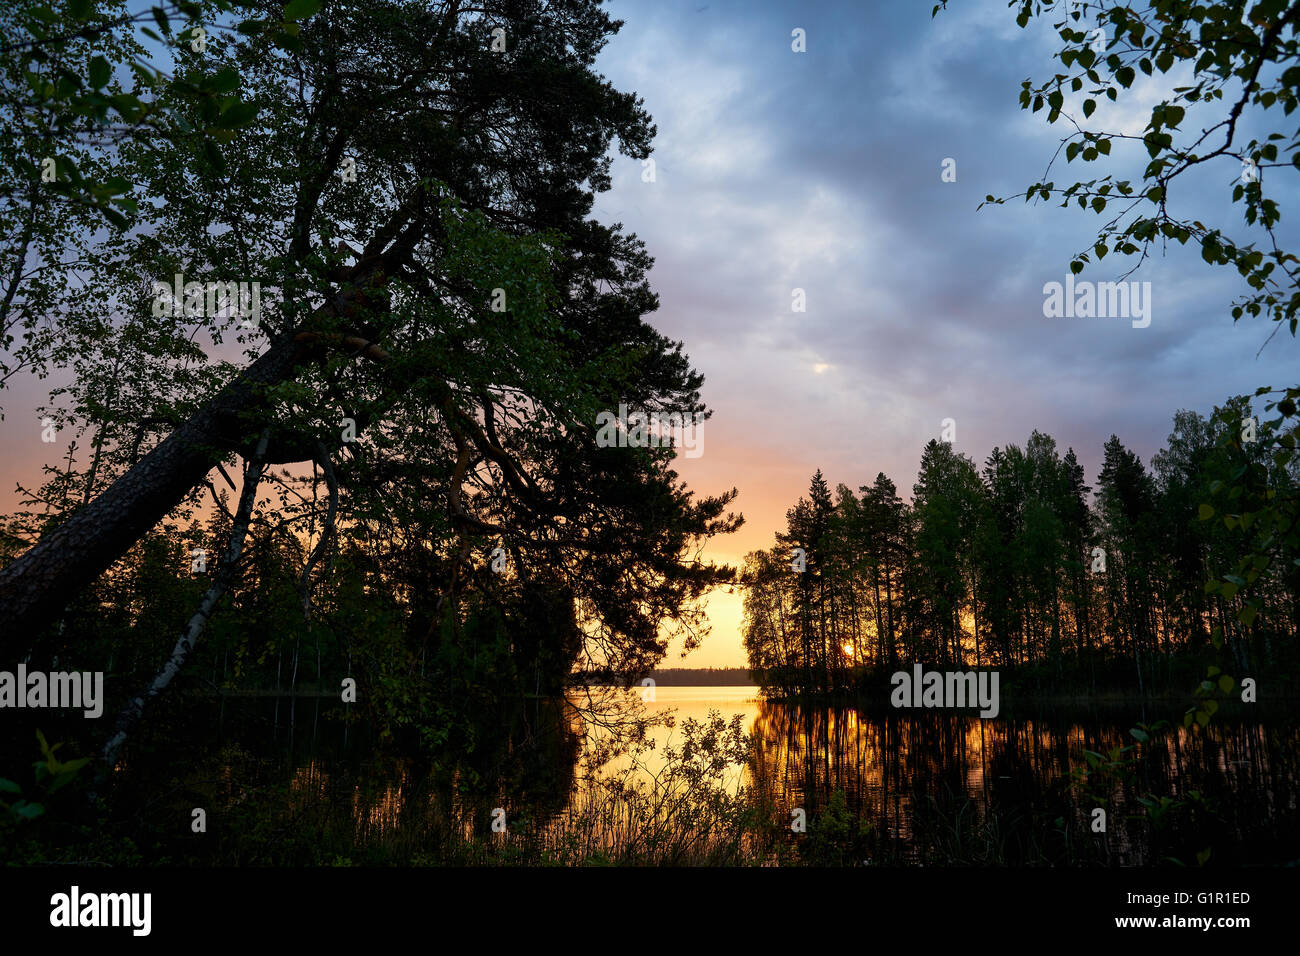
[{"xmin": 0, "ymin": 333, "xmax": 306, "ymax": 650}]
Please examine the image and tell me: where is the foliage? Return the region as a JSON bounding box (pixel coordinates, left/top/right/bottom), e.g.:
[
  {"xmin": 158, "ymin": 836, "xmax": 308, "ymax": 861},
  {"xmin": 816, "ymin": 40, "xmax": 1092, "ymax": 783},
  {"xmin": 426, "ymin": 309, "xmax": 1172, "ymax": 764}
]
[
  {"xmin": 743, "ymin": 403, "xmax": 1300, "ymax": 697},
  {"xmin": 0, "ymin": 0, "xmax": 741, "ymax": 771},
  {"xmin": 0, "ymin": 731, "xmax": 91, "ymax": 831}
]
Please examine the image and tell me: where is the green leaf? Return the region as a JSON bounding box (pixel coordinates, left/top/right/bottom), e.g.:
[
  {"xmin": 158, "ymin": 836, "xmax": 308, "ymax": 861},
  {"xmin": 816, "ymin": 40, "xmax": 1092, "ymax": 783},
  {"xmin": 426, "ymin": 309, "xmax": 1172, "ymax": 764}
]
[
  {"xmin": 0, "ymin": 778, "xmax": 20, "ymax": 794},
  {"xmin": 69, "ymin": 0, "xmax": 93, "ymax": 19},
  {"xmin": 212, "ymin": 100, "xmax": 258, "ymax": 129},
  {"xmin": 14, "ymin": 801, "xmax": 44, "ymax": 820},
  {"xmin": 283, "ymin": 0, "xmax": 322, "ymax": 20},
  {"xmin": 1129, "ymin": 727, "xmax": 1149, "ymax": 743},
  {"xmin": 1198, "ymin": 503, "xmax": 1214, "ymax": 520},
  {"xmin": 88, "ymin": 55, "xmax": 111, "ymax": 89},
  {"xmin": 100, "ymin": 206, "xmax": 129, "ymax": 229},
  {"xmin": 202, "ymin": 139, "xmax": 228, "ymax": 175},
  {"xmin": 209, "ymin": 67, "xmax": 241, "ymax": 94}
]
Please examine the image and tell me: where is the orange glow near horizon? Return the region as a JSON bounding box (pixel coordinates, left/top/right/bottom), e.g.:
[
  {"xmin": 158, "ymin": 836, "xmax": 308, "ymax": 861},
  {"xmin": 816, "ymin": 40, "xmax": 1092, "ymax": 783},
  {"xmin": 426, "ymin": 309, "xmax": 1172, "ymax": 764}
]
[{"xmin": 0, "ymin": 373, "xmax": 903, "ymax": 674}]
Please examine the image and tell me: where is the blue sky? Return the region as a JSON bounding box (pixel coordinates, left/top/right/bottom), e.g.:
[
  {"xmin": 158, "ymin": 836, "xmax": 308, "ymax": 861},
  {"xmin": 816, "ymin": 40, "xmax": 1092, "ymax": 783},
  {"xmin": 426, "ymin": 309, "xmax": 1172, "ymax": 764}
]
[{"xmin": 586, "ymin": 0, "xmax": 1298, "ymax": 664}]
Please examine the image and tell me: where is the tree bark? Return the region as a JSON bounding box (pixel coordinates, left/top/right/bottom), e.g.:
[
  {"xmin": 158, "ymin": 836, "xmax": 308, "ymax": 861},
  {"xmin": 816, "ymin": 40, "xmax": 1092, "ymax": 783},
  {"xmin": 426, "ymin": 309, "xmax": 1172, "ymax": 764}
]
[
  {"xmin": 98, "ymin": 434, "xmax": 268, "ymax": 775},
  {"xmin": 0, "ymin": 187, "xmax": 417, "ymax": 649},
  {"xmin": 0, "ymin": 334, "xmax": 306, "ymax": 654}
]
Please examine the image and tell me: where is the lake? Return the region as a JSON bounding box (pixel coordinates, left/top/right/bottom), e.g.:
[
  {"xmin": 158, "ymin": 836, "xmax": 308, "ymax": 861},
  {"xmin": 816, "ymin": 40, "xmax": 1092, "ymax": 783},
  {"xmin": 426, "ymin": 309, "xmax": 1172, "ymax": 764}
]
[{"xmin": 117, "ymin": 685, "xmax": 1300, "ymax": 865}]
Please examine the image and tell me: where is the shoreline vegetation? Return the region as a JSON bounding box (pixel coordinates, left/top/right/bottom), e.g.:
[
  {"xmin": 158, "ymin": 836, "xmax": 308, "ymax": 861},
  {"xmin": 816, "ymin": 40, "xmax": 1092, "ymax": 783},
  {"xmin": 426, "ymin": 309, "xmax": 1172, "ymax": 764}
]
[
  {"xmin": 739, "ymin": 410, "xmax": 1300, "ymax": 708},
  {"xmin": 177, "ymin": 676, "xmax": 1298, "ymax": 705}
]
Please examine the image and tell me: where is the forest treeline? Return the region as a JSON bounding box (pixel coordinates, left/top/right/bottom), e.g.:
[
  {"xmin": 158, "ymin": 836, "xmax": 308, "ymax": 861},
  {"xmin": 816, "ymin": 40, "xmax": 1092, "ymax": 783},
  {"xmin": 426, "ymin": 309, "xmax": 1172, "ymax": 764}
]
[{"xmin": 743, "ymin": 397, "xmax": 1300, "ymax": 698}]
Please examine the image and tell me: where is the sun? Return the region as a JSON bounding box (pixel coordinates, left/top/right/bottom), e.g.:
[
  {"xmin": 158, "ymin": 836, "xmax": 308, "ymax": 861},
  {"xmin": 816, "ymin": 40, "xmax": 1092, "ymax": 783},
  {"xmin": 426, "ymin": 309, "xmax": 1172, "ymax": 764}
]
[{"xmin": 841, "ymin": 643, "xmax": 855, "ymax": 657}]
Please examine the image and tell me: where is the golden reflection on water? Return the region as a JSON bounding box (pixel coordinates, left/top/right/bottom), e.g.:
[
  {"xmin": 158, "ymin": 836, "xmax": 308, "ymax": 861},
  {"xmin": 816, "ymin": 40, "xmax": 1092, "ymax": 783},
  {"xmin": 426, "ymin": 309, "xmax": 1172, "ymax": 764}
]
[
  {"xmin": 561, "ymin": 687, "xmax": 1295, "ymax": 862},
  {"xmin": 212, "ymin": 688, "xmax": 1295, "ymax": 863},
  {"xmin": 354, "ymin": 782, "xmax": 405, "ymax": 841}
]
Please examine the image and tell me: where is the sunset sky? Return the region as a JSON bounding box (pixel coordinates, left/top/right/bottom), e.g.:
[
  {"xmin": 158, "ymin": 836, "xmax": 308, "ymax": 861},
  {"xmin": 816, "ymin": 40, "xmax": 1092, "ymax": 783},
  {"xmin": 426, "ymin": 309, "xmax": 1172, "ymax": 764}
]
[
  {"xmin": 0, "ymin": 0, "xmax": 1294, "ymax": 669},
  {"xmin": 586, "ymin": 0, "xmax": 1298, "ymax": 666}
]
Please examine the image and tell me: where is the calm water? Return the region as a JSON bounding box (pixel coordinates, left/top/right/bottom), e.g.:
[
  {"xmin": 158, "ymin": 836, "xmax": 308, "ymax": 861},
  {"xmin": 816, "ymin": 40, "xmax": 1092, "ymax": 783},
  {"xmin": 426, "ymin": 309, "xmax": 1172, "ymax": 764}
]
[
  {"xmin": 572, "ymin": 686, "xmax": 1300, "ymax": 863},
  {"xmin": 127, "ymin": 686, "xmax": 1300, "ymax": 864}
]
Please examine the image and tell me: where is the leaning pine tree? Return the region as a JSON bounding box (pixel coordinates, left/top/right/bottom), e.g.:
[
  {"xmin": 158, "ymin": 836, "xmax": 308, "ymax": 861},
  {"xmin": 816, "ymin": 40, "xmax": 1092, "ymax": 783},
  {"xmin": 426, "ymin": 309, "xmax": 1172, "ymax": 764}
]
[{"xmin": 0, "ymin": 0, "xmax": 740, "ymax": 756}]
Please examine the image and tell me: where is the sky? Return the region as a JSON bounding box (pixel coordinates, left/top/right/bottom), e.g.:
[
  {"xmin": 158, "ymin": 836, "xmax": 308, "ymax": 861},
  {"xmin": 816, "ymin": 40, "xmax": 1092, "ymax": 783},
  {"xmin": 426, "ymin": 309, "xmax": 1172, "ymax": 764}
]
[
  {"xmin": 0, "ymin": 0, "xmax": 1294, "ymax": 670},
  {"xmin": 585, "ymin": 0, "xmax": 1299, "ymax": 667}
]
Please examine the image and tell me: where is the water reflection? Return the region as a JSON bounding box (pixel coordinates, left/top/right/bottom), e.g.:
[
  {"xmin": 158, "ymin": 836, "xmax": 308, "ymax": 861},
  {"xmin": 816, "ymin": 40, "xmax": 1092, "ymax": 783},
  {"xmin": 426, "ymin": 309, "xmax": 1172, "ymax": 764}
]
[
  {"xmin": 742, "ymin": 696, "xmax": 1299, "ymax": 864},
  {"xmin": 576, "ymin": 688, "xmax": 1300, "ymax": 864},
  {"xmin": 127, "ymin": 687, "xmax": 1300, "ymax": 864}
]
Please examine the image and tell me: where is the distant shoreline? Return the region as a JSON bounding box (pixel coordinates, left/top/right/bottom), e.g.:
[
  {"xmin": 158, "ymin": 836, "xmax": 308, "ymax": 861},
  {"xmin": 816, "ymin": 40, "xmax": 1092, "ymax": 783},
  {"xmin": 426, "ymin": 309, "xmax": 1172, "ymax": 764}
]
[{"xmin": 571, "ymin": 667, "xmax": 757, "ymax": 687}]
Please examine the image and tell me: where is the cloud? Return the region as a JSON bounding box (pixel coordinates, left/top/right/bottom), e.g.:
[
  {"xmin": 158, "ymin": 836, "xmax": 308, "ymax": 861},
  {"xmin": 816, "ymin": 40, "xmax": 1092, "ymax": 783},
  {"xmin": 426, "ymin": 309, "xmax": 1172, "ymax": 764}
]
[{"xmin": 588, "ymin": 0, "xmax": 1298, "ymax": 665}]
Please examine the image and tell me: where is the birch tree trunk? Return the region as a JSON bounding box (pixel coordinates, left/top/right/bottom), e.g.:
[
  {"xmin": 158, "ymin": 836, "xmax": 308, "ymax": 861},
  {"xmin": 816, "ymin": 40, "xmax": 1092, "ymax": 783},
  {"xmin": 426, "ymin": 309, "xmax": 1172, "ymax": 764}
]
[{"xmin": 98, "ymin": 434, "xmax": 269, "ymax": 774}]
